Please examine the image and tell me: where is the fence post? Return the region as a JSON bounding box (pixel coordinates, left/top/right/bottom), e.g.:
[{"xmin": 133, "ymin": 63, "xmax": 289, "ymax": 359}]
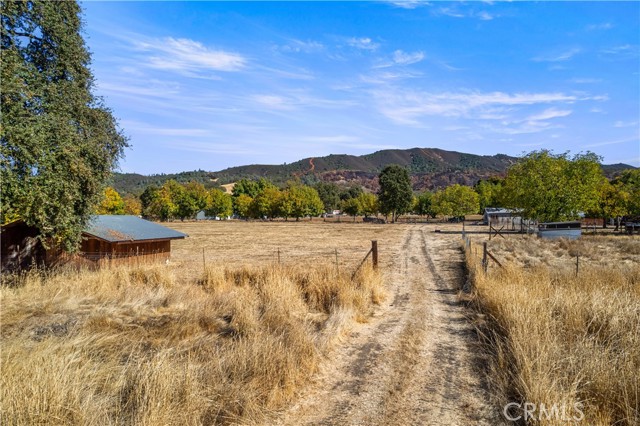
[
  {"xmin": 482, "ymin": 242, "xmax": 488, "ymax": 273},
  {"xmin": 335, "ymin": 248, "xmax": 339, "ymax": 276},
  {"xmin": 202, "ymin": 247, "xmax": 206, "ymax": 271},
  {"xmin": 371, "ymin": 240, "xmax": 378, "ymax": 270},
  {"xmin": 576, "ymin": 255, "xmax": 579, "ymax": 277},
  {"xmin": 277, "ymin": 248, "xmax": 281, "ymax": 265}
]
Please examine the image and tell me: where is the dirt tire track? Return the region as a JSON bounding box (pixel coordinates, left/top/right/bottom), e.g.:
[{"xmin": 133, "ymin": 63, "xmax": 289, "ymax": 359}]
[{"xmin": 273, "ymin": 226, "xmax": 499, "ymax": 425}]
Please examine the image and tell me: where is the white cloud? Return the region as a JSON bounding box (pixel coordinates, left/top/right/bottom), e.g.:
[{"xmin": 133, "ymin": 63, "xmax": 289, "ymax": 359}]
[
  {"xmin": 393, "ymin": 50, "xmax": 425, "ymax": 65},
  {"xmin": 614, "ymin": 120, "xmax": 639, "ymax": 128},
  {"xmin": 134, "ymin": 37, "xmax": 246, "ymax": 75},
  {"xmin": 374, "ymin": 50, "xmax": 425, "ymax": 68},
  {"xmin": 279, "ymin": 39, "xmax": 324, "ymax": 53},
  {"xmin": 584, "ymin": 136, "xmax": 639, "ymax": 148},
  {"xmin": 347, "ymin": 37, "xmax": 380, "ymax": 51},
  {"xmin": 437, "ymin": 7, "xmax": 465, "ymax": 18},
  {"xmin": 533, "ymin": 48, "xmax": 582, "ymax": 62},
  {"xmin": 570, "ymin": 78, "xmax": 602, "ymax": 84},
  {"xmin": 526, "ymin": 108, "xmax": 572, "ymax": 122},
  {"xmin": 600, "ymin": 44, "xmax": 640, "ymax": 59},
  {"xmin": 586, "ymin": 22, "xmax": 613, "ymax": 31},
  {"xmin": 371, "ymin": 89, "xmax": 587, "ymax": 126},
  {"xmin": 252, "ymin": 95, "xmax": 296, "ymax": 111},
  {"xmin": 385, "ymin": 1, "xmax": 430, "ymax": 9},
  {"xmin": 477, "ymin": 11, "xmax": 494, "ymax": 21}
]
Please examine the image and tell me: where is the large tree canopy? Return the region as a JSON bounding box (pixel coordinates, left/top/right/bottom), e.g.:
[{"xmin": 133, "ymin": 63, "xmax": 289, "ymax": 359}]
[
  {"xmin": 377, "ymin": 164, "xmax": 413, "ymax": 223},
  {"xmin": 501, "ymin": 150, "xmax": 603, "ymax": 222},
  {"xmin": 1, "ymin": 0, "xmax": 128, "ymax": 250}
]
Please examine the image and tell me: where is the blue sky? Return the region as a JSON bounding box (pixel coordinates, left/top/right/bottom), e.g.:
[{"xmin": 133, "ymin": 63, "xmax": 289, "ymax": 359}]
[{"xmin": 81, "ymin": 1, "xmax": 640, "ymax": 175}]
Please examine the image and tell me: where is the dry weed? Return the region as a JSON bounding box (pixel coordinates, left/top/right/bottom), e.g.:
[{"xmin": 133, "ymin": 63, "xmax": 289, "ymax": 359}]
[
  {"xmin": 1, "ymin": 260, "xmax": 384, "ymax": 425},
  {"xmin": 465, "ymin": 237, "xmax": 640, "ymax": 425}
]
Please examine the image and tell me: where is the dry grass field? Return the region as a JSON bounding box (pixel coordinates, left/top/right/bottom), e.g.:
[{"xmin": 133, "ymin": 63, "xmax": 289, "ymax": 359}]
[
  {"xmin": 465, "ymin": 234, "xmax": 640, "ymax": 425},
  {"xmin": 167, "ymin": 220, "xmax": 405, "ymax": 278},
  {"xmin": 1, "ymin": 221, "xmax": 408, "ymax": 425}
]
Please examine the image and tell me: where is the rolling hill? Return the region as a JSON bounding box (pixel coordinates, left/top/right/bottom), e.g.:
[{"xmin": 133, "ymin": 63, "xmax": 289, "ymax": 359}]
[{"xmin": 110, "ymin": 147, "xmax": 636, "ymax": 195}]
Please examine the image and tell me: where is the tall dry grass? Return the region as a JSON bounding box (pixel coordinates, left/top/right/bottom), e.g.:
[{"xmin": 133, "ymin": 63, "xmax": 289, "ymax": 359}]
[
  {"xmin": 0, "ymin": 262, "xmax": 384, "ymax": 425},
  {"xmin": 465, "ymin": 238, "xmax": 640, "ymax": 425}
]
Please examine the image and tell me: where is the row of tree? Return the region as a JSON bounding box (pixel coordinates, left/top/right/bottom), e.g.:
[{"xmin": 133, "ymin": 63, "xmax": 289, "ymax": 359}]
[{"xmin": 95, "ymin": 156, "xmax": 640, "ymax": 226}]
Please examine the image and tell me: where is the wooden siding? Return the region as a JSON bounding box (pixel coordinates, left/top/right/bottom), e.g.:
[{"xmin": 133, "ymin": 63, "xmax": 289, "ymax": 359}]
[{"xmin": 79, "ymin": 237, "xmax": 172, "ymax": 267}]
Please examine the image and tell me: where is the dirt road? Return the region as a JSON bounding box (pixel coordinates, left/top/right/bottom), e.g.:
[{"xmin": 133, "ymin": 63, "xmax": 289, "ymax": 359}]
[{"xmin": 274, "ymin": 226, "xmax": 499, "ymax": 425}]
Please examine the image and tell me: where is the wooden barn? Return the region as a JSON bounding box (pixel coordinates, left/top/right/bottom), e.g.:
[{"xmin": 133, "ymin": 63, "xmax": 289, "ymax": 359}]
[
  {"xmin": 1, "ymin": 216, "xmax": 187, "ymax": 271},
  {"xmin": 79, "ymin": 215, "xmax": 187, "ymax": 266}
]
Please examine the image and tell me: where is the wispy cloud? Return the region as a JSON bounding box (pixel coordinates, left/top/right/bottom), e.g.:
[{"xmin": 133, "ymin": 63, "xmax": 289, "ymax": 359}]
[
  {"xmin": 613, "ymin": 120, "xmax": 639, "ymax": 128},
  {"xmin": 393, "ymin": 50, "xmax": 425, "ymax": 65},
  {"xmin": 533, "ymin": 48, "xmax": 582, "ymax": 62},
  {"xmin": 570, "ymin": 77, "xmax": 602, "ymax": 84},
  {"xmin": 434, "ymin": 6, "xmax": 498, "ymax": 20},
  {"xmin": 584, "ymin": 136, "xmax": 639, "ymax": 148},
  {"xmin": 586, "ymin": 22, "xmax": 613, "ymax": 31},
  {"xmin": 600, "ymin": 44, "xmax": 640, "ymax": 59},
  {"xmin": 133, "ymin": 37, "xmax": 247, "ymax": 75},
  {"xmin": 477, "ymin": 11, "xmax": 495, "ymax": 21},
  {"xmin": 277, "ymin": 39, "xmax": 324, "ymax": 54},
  {"xmin": 372, "ymin": 89, "xmax": 587, "ymax": 126},
  {"xmin": 374, "ymin": 50, "xmax": 425, "ymax": 68},
  {"xmin": 385, "ymin": 1, "xmax": 430, "ymax": 9},
  {"xmin": 346, "ymin": 37, "xmax": 380, "ymax": 51},
  {"xmin": 526, "ymin": 108, "xmax": 572, "ymax": 121}
]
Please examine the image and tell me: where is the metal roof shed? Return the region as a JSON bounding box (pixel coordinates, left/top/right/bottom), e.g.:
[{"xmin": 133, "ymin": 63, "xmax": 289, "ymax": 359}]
[{"xmin": 81, "ymin": 215, "xmax": 187, "ymax": 265}]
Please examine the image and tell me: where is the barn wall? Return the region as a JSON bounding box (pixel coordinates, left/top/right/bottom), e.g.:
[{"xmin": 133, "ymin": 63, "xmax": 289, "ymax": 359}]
[
  {"xmin": 80, "ymin": 238, "xmax": 171, "ymax": 266},
  {"xmin": 1, "ymin": 223, "xmax": 45, "ymax": 272}
]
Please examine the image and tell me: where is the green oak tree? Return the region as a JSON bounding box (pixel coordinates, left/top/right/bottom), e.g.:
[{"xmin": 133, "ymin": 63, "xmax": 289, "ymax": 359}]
[
  {"xmin": 377, "ymin": 165, "xmax": 413, "ymax": 223},
  {"xmin": 1, "ymin": 0, "xmax": 128, "ymax": 250},
  {"xmin": 414, "ymin": 191, "xmax": 436, "ymax": 218},
  {"xmin": 357, "ymin": 192, "xmax": 378, "ymax": 218},
  {"xmin": 433, "ymin": 184, "xmax": 479, "ymax": 219},
  {"xmin": 341, "ymin": 197, "xmax": 361, "ymax": 222},
  {"xmin": 501, "ymin": 150, "xmax": 603, "ymax": 222},
  {"xmin": 205, "ymin": 189, "xmax": 233, "ymax": 219}
]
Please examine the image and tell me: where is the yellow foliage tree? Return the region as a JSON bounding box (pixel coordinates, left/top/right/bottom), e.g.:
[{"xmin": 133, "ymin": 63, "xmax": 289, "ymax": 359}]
[{"xmin": 96, "ymin": 187, "xmax": 125, "ymax": 215}]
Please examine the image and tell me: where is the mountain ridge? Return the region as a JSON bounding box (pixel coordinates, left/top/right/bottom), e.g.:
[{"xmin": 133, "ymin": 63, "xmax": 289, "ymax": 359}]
[{"xmin": 111, "ymin": 147, "xmax": 636, "ymax": 196}]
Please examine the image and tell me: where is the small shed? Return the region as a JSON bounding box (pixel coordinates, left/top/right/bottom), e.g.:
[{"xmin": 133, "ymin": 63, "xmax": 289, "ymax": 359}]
[
  {"xmin": 1, "ymin": 216, "xmax": 187, "ymax": 271},
  {"xmin": 483, "ymin": 207, "xmax": 534, "ymax": 232},
  {"xmin": 80, "ymin": 215, "xmax": 187, "ymax": 265},
  {"xmin": 538, "ymin": 221, "xmax": 582, "ymax": 240}
]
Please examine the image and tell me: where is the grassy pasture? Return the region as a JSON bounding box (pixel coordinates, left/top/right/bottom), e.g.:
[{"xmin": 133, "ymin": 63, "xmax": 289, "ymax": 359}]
[{"xmin": 1, "ymin": 221, "xmax": 408, "ymax": 425}]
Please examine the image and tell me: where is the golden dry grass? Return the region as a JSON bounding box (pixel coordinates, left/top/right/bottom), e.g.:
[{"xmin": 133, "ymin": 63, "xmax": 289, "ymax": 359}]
[
  {"xmin": 465, "ymin": 235, "xmax": 640, "ymax": 425},
  {"xmin": 0, "ymin": 222, "xmax": 401, "ymax": 425},
  {"xmin": 166, "ymin": 221, "xmax": 403, "ymax": 280}
]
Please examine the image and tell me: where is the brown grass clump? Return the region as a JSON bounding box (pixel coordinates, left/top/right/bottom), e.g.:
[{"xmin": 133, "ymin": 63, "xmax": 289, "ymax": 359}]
[
  {"xmin": 465, "ymin": 238, "xmax": 640, "ymax": 425},
  {"xmin": 1, "ymin": 262, "xmax": 384, "ymax": 425}
]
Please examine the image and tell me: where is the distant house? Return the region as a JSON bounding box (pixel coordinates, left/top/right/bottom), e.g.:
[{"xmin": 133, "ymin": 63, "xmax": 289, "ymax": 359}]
[{"xmin": 1, "ymin": 215, "xmax": 187, "ymax": 271}]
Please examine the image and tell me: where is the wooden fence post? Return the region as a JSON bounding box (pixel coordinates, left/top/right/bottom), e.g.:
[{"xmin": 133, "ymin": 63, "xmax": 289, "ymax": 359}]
[
  {"xmin": 576, "ymin": 255, "xmax": 579, "ymax": 277},
  {"xmin": 482, "ymin": 242, "xmax": 488, "ymax": 273},
  {"xmin": 202, "ymin": 247, "xmax": 206, "ymax": 271},
  {"xmin": 335, "ymin": 248, "xmax": 339, "ymax": 276},
  {"xmin": 371, "ymin": 240, "xmax": 378, "ymax": 270}
]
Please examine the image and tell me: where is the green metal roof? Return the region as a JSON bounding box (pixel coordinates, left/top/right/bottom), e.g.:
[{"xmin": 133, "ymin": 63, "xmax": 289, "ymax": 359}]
[{"xmin": 83, "ymin": 216, "xmax": 187, "ymax": 243}]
